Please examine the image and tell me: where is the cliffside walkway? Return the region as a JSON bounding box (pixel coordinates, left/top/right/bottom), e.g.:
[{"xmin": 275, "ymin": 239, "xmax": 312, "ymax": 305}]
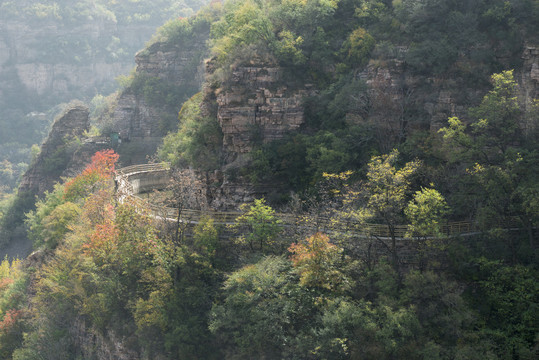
[{"xmin": 115, "ymin": 163, "xmax": 481, "ymax": 239}]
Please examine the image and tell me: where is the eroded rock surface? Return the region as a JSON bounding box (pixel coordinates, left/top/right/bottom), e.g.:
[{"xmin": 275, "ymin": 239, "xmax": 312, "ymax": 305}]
[
  {"xmin": 18, "ymin": 103, "xmax": 90, "ymax": 198},
  {"xmin": 211, "ymin": 65, "xmax": 312, "ymax": 157},
  {"xmin": 111, "ymin": 30, "xmax": 209, "ymax": 164}
]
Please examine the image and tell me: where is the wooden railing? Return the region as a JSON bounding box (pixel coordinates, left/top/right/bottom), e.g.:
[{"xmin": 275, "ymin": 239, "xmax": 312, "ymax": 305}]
[{"xmin": 115, "ymin": 164, "xmax": 480, "ymax": 238}]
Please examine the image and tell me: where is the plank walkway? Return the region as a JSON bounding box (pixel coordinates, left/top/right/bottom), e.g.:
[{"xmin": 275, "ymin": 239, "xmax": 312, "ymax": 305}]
[{"xmin": 115, "ymin": 164, "xmax": 481, "ymax": 238}]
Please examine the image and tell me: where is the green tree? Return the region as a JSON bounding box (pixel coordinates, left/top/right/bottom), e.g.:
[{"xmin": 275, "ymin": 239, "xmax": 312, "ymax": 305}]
[
  {"xmin": 405, "ymin": 187, "xmax": 449, "ymax": 238},
  {"xmin": 158, "ymin": 93, "xmax": 223, "ymax": 171},
  {"xmin": 306, "ymin": 131, "xmax": 351, "ymax": 180},
  {"xmin": 405, "ymin": 187, "xmax": 449, "ymax": 269},
  {"xmin": 468, "ymin": 70, "xmax": 521, "ymax": 161},
  {"xmin": 210, "ymin": 256, "xmax": 315, "ymax": 359},
  {"xmin": 210, "ymin": 0, "xmax": 276, "ymax": 65},
  {"xmin": 40, "ymin": 202, "xmax": 81, "ymax": 249},
  {"xmin": 230, "ymin": 198, "xmax": 282, "ymax": 251},
  {"xmin": 155, "ymin": 241, "xmax": 221, "ymax": 359},
  {"xmin": 364, "ymin": 149, "xmax": 421, "ymax": 270},
  {"xmin": 342, "ymin": 26, "xmax": 375, "ymax": 66},
  {"xmin": 400, "ymin": 270, "xmax": 475, "ymax": 349},
  {"xmin": 26, "ymin": 184, "xmax": 66, "ymax": 248},
  {"xmin": 438, "ymin": 70, "xmax": 521, "ymax": 164},
  {"xmin": 193, "ymin": 216, "xmax": 220, "ymax": 260},
  {"xmin": 439, "ymin": 71, "xmax": 538, "ymax": 257},
  {"xmin": 470, "ymin": 259, "xmax": 539, "ymax": 359},
  {"xmin": 316, "ymin": 298, "xmax": 421, "ymax": 359}
]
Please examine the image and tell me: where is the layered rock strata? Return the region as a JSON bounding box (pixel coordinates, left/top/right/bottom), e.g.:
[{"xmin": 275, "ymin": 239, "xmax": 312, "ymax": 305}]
[
  {"xmin": 0, "ymin": 19, "xmax": 149, "ymax": 109},
  {"xmin": 211, "ymin": 65, "xmax": 311, "ymax": 157},
  {"xmin": 111, "ymin": 31, "xmax": 209, "ymax": 164},
  {"xmin": 18, "ymin": 103, "xmax": 90, "ymax": 198},
  {"xmin": 357, "ymin": 45, "xmax": 539, "ymax": 145},
  {"xmin": 355, "ymin": 56, "xmax": 472, "ymax": 152},
  {"xmin": 160, "ymin": 62, "xmax": 315, "ymax": 209}
]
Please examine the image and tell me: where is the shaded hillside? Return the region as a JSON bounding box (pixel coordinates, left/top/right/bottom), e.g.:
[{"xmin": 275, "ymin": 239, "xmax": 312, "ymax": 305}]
[
  {"xmin": 0, "ymin": 1, "xmax": 537, "ymax": 358},
  {"xmin": 0, "ymin": 0, "xmax": 207, "ymax": 191},
  {"xmin": 157, "ymin": 0, "xmax": 539, "ymax": 207},
  {"xmin": 111, "ymin": 15, "xmax": 212, "ymax": 165},
  {"xmin": 0, "ymin": 9, "xmax": 213, "ymax": 250}
]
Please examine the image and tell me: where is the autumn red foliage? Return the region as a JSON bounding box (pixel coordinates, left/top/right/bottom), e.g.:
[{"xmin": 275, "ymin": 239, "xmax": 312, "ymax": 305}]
[
  {"xmin": 64, "ymin": 150, "xmax": 119, "ymax": 201},
  {"xmin": 87, "ymin": 149, "xmax": 119, "ymax": 177},
  {"xmin": 83, "ymin": 219, "xmax": 119, "ymax": 261},
  {"xmin": 0, "ymin": 278, "xmax": 13, "ymax": 292},
  {"xmin": 0, "ymin": 309, "xmax": 22, "ymax": 332}
]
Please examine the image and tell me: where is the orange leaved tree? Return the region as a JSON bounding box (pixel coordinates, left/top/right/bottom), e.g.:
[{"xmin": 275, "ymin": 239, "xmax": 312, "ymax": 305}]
[
  {"xmin": 288, "ymin": 232, "xmax": 347, "ymax": 292},
  {"xmin": 63, "ymin": 150, "xmax": 119, "ymax": 202}
]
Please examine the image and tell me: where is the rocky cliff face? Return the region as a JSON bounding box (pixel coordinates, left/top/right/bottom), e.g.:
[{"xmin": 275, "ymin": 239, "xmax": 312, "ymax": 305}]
[
  {"xmin": 519, "ymin": 45, "xmax": 539, "ymax": 111},
  {"xmin": 71, "ymin": 319, "xmax": 140, "ymax": 360},
  {"xmin": 109, "ymin": 35, "xmax": 539, "ymax": 210},
  {"xmin": 0, "ymin": 18, "xmax": 146, "ymax": 106},
  {"xmin": 159, "ymin": 61, "xmax": 315, "ymax": 209},
  {"xmin": 208, "ymin": 64, "xmax": 313, "ymax": 158},
  {"xmin": 135, "ymin": 36, "xmax": 208, "ymax": 85},
  {"xmin": 355, "ymin": 56, "xmax": 470, "ymax": 152},
  {"xmin": 352, "ymin": 45, "xmax": 539, "ymax": 151},
  {"xmin": 18, "ymin": 103, "xmax": 90, "ymax": 198},
  {"xmin": 112, "ymin": 30, "xmax": 209, "ymax": 165}
]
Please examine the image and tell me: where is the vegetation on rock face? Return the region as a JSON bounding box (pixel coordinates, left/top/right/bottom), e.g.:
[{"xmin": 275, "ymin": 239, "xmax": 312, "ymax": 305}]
[
  {"xmin": 1, "ymin": 0, "xmax": 207, "ymax": 63},
  {"xmin": 159, "ymin": 0, "xmax": 538, "ymax": 194},
  {"xmin": 229, "ymin": 198, "xmax": 283, "ymax": 251},
  {"xmin": 209, "ymin": 0, "xmax": 372, "ymax": 81},
  {"xmin": 0, "ymin": 0, "xmax": 209, "ymax": 194},
  {"xmin": 149, "ymin": 4, "xmax": 537, "ymax": 356},
  {"xmin": 439, "ymin": 70, "xmax": 539, "ymax": 258},
  {"xmin": 159, "ymin": 92, "xmax": 223, "ymax": 170},
  {"xmin": 0, "ymin": 0, "xmax": 538, "ymax": 358}
]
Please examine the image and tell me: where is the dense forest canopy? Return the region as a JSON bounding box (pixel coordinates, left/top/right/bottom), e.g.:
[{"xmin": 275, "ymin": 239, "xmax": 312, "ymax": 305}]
[
  {"xmin": 159, "ymin": 0, "xmax": 539, "ymax": 191},
  {"xmin": 0, "ymin": 0, "xmax": 538, "ymax": 359}
]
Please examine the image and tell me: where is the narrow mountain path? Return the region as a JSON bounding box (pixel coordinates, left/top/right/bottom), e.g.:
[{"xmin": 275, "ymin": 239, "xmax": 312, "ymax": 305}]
[{"xmin": 115, "ymin": 163, "xmax": 485, "ymax": 239}]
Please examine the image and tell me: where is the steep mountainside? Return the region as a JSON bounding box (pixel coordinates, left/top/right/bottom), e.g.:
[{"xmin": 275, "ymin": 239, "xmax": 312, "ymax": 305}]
[
  {"xmin": 111, "ymin": 21, "xmax": 210, "ymax": 165},
  {"xmin": 6, "ymin": 0, "xmax": 539, "ymax": 213},
  {"xmin": 154, "ymin": 0, "xmax": 539, "ymax": 209},
  {"xmin": 0, "ymin": 1, "xmax": 537, "ymax": 359},
  {"xmin": 18, "ymin": 103, "xmax": 90, "ymax": 199},
  {"xmin": 0, "ymin": 0, "xmax": 207, "ymax": 191}
]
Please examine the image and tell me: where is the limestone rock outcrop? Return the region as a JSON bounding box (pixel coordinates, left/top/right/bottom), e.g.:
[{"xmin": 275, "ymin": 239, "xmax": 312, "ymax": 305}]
[
  {"xmin": 18, "ymin": 103, "xmax": 90, "ymax": 198},
  {"xmin": 0, "ymin": 18, "xmax": 145, "ymax": 106},
  {"xmin": 355, "ymin": 45, "xmax": 539, "ymax": 148},
  {"xmin": 158, "ymin": 61, "xmax": 315, "ymax": 209},
  {"xmin": 71, "ymin": 319, "xmax": 139, "ymax": 360},
  {"xmin": 64, "ymin": 137, "xmax": 114, "ymax": 178},
  {"xmin": 210, "ymin": 65, "xmax": 312, "ymax": 157},
  {"xmin": 355, "ymin": 55, "xmax": 473, "ymax": 152},
  {"xmin": 111, "ymin": 30, "xmax": 209, "ymax": 165},
  {"xmin": 135, "ymin": 36, "xmax": 207, "ymax": 85},
  {"xmin": 520, "ymin": 45, "xmax": 539, "ymax": 105}
]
